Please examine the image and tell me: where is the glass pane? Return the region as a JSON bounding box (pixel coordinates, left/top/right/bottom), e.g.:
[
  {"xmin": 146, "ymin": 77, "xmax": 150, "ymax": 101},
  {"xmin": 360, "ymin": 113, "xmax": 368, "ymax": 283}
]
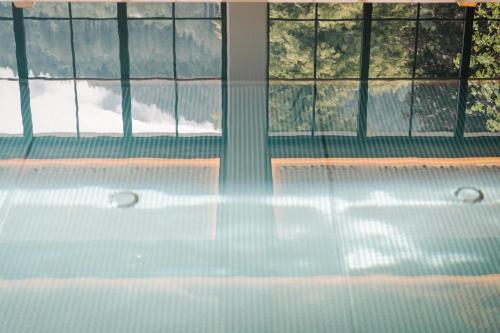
[
  {"xmin": 269, "ymin": 81, "xmax": 313, "ymax": 135},
  {"xmin": 315, "ymin": 81, "xmax": 358, "ymax": 135},
  {"xmin": 474, "ymin": 2, "xmax": 500, "ymax": 20},
  {"xmin": 0, "ymin": 80, "xmax": 23, "ymax": 136},
  {"xmin": 128, "ymin": 20, "xmax": 173, "ymax": 78},
  {"xmin": 372, "ymin": 4, "xmax": 417, "ymax": 19},
  {"xmin": 175, "ymin": 3, "xmax": 220, "ymax": 18},
  {"xmin": 77, "ymin": 80, "xmax": 123, "ymax": 136},
  {"xmin": 24, "ymin": 20, "xmax": 73, "ymax": 78},
  {"xmin": 0, "ymin": 21, "xmax": 17, "ymax": 78},
  {"xmin": 470, "ymin": 20, "xmax": 499, "ymax": 79},
  {"xmin": 367, "ymin": 80, "xmax": 412, "ymax": 136},
  {"xmin": 178, "ymin": 80, "xmax": 221, "ymax": 135},
  {"xmin": 370, "ymin": 21, "xmax": 416, "ymax": 78},
  {"xmin": 0, "ymin": 2, "xmax": 12, "ymax": 17},
  {"xmin": 71, "ymin": 3, "xmax": 117, "ymax": 18},
  {"xmin": 318, "ymin": 4, "xmax": 363, "ymax": 20},
  {"xmin": 317, "ymin": 21, "xmax": 361, "ymax": 78},
  {"xmin": 131, "ymin": 80, "xmax": 176, "ymax": 135},
  {"xmin": 176, "ymin": 20, "xmax": 221, "ymax": 78},
  {"xmin": 269, "ymin": 4, "xmax": 314, "ymax": 19},
  {"xmin": 29, "ymin": 80, "xmax": 77, "ymax": 136},
  {"xmin": 420, "ymin": 4, "xmax": 465, "ymax": 19},
  {"xmin": 127, "ymin": 3, "xmax": 171, "ymax": 18},
  {"xmin": 465, "ymin": 80, "xmax": 500, "ymax": 136},
  {"xmin": 416, "ymin": 21, "xmax": 463, "ymax": 78},
  {"xmin": 269, "ymin": 21, "xmax": 315, "ymax": 79},
  {"xmin": 412, "ymin": 80, "xmax": 459, "ymax": 136},
  {"xmin": 73, "ymin": 20, "xmax": 120, "ymax": 78},
  {"xmin": 23, "ymin": 3, "xmax": 68, "ymax": 18}
]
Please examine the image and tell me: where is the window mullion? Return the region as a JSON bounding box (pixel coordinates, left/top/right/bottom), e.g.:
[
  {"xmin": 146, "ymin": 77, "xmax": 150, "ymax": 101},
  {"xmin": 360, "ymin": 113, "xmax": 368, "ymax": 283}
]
[
  {"xmin": 454, "ymin": 7, "xmax": 475, "ymax": 140},
  {"xmin": 172, "ymin": 3, "xmax": 179, "ymax": 138},
  {"xmin": 117, "ymin": 3, "xmax": 132, "ymax": 138},
  {"xmin": 312, "ymin": 4, "xmax": 319, "ymax": 136},
  {"xmin": 12, "ymin": 4, "xmax": 32, "ymax": 141},
  {"xmin": 357, "ymin": 3, "xmax": 372, "ymax": 139},
  {"xmin": 408, "ymin": 4, "xmax": 421, "ymax": 137}
]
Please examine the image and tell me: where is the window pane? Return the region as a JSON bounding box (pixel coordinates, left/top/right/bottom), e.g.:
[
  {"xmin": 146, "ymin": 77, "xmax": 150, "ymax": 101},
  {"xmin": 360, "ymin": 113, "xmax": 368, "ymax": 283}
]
[
  {"xmin": 0, "ymin": 2, "xmax": 12, "ymax": 17},
  {"xmin": 29, "ymin": 80, "xmax": 77, "ymax": 136},
  {"xmin": 470, "ymin": 20, "xmax": 499, "ymax": 79},
  {"xmin": 0, "ymin": 80, "xmax": 23, "ymax": 136},
  {"xmin": 372, "ymin": 4, "xmax": 417, "ymax": 19},
  {"xmin": 175, "ymin": 3, "xmax": 220, "ymax": 18},
  {"xmin": 23, "ymin": 3, "xmax": 68, "ymax": 18},
  {"xmin": 315, "ymin": 81, "xmax": 358, "ymax": 135},
  {"xmin": 465, "ymin": 80, "xmax": 499, "ymax": 136},
  {"xmin": 128, "ymin": 20, "xmax": 173, "ymax": 78},
  {"xmin": 317, "ymin": 21, "xmax": 361, "ymax": 78},
  {"xmin": 412, "ymin": 80, "xmax": 459, "ymax": 136},
  {"xmin": 178, "ymin": 80, "xmax": 221, "ymax": 135},
  {"xmin": 269, "ymin": 81, "xmax": 313, "ymax": 135},
  {"xmin": 420, "ymin": 4, "xmax": 465, "ymax": 19},
  {"xmin": 71, "ymin": 3, "xmax": 117, "ymax": 18},
  {"xmin": 269, "ymin": 21, "xmax": 314, "ymax": 79},
  {"xmin": 77, "ymin": 80, "xmax": 123, "ymax": 136},
  {"xmin": 73, "ymin": 20, "xmax": 120, "ymax": 78},
  {"xmin": 318, "ymin": 4, "xmax": 363, "ymax": 20},
  {"xmin": 269, "ymin": 4, "xmax": 314, "ymax": 19},
  {"xmin": 176, "ymin": 20, "xmax": 221, "ymax": 78},
  {"xmin": 127, "ymin": 3, "xmax": 171, "ymax": 18},
  {"xmin": 416, "ymin": 21, "xmax": 463, "ymax": 78},
  {"xmin": 131, "ymin": 80, "xmax": 176, "ymax": 136},
  {"xmin": 25, "ymin": 20, "xmax": 73, "ymax": 78},
  {"xmin": 370, "ymin": 21, "xmax": 416, "ymax": 78},
  {"xmin": 0, "ymin": 21, "xmax": 17, "ymax": 78},
  {"xmin": 367, "ymin": 81, "xmax": 412, "ymax": 136}
]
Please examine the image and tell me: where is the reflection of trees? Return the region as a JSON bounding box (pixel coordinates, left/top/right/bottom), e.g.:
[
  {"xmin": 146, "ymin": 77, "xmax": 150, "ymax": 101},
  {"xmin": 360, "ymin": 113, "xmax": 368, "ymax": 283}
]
[
  {"xmin": 269, "ymin": 3, "xmax": 499, "ymax": 135},
  {"xmin": 467, "ymin": 3, "xmax": 499, "ymax": 133}
]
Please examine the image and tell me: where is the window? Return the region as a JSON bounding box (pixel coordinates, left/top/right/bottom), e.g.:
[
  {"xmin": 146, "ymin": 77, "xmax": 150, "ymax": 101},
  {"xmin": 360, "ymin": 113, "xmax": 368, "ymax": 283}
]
[
  {"xmin": 368, "ymin": 3, "xmax": 464, "ymax": 137},
  {"xmin": 465, "ymin": 3, "xmax": 499, "ymax": 136},
  {"xmin": 268, "ymin": 3, "xmax": 499, "ymax": 139},
  {"xmin": 268, "ymin": 3, "xmax": 362, "ymax": 136},
  {"xmin": 2, "ymin": 2, "xmax": 224, "ymax": 138}
]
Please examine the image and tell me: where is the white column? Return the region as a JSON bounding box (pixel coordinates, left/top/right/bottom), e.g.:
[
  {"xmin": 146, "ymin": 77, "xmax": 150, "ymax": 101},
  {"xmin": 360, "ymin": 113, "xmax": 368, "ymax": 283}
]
[{"xmin": 223, "ymin": 2, "xmax": 271, "ymax": 193}]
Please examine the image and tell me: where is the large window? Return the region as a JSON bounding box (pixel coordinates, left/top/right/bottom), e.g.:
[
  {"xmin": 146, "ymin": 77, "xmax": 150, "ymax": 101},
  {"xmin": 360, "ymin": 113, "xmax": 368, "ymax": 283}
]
[
  {"xmin": 268, "ymin": 3, "xmax": 499, "ymax": 138},
  {"xmin": 0, "ymin": 2, "xmax": 224, "ymax": 138}
]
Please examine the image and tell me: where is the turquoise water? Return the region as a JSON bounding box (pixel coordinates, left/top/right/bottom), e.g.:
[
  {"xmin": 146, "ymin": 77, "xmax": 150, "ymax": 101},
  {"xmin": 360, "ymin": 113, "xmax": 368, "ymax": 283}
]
[{"xmin": 0, "ymin": 2, "xmax": 499, "ymax": 332}]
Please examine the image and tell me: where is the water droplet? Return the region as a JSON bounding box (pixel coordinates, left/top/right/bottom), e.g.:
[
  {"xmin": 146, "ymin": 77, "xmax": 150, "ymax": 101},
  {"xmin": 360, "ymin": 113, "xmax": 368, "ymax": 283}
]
[
  {"xmin": 110, "ymin": 191, "xmax": 139, "ymax": 208},
  {"xmin": 454, "ymin": 187, "xmax": 483, "ymax": 204}
]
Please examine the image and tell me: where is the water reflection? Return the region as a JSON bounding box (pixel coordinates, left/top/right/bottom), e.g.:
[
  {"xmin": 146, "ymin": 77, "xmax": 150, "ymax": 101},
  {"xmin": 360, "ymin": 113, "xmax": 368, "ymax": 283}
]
[{"xmin": 0, "ymin": 3, "xmax": 499, "ymax": 332}]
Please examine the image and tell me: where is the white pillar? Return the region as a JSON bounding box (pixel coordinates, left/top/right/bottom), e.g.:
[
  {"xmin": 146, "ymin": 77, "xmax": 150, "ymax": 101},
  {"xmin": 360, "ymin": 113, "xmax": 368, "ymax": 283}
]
[{"xmin": 224, "ymin": 2, "xmax": 271, "ymax": 193}]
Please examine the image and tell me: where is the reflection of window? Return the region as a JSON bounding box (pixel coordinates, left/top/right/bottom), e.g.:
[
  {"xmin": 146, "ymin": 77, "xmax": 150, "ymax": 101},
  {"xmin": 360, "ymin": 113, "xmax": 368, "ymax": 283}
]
[
  {"xmin": 466, "ymin": 4, "xmax": 499, "ymax": 136},
  {"xmin": 126, "ymin": 4, "xmax": 223, "ymax": 136},
  {"xmin": 268, "ymin": 3, "xmax": 362, "ymax": 136},
  {"xmin": 368, "ymin": 3, "xmax": 463, "ymax": 137},
  {"xmin": 268, "ymin": 3, "xmax": 499, "ymax": 138},
  {"xmin": 4, "ymin": 2, "xmax": 224, "ymax": 138}
]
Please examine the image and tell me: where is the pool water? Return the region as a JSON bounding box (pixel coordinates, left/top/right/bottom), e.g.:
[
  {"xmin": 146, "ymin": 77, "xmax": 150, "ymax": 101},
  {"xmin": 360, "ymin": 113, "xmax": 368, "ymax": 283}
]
[{"xmin": 0, "ymin": 2, "xmax": 499, "ymax": 332}]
